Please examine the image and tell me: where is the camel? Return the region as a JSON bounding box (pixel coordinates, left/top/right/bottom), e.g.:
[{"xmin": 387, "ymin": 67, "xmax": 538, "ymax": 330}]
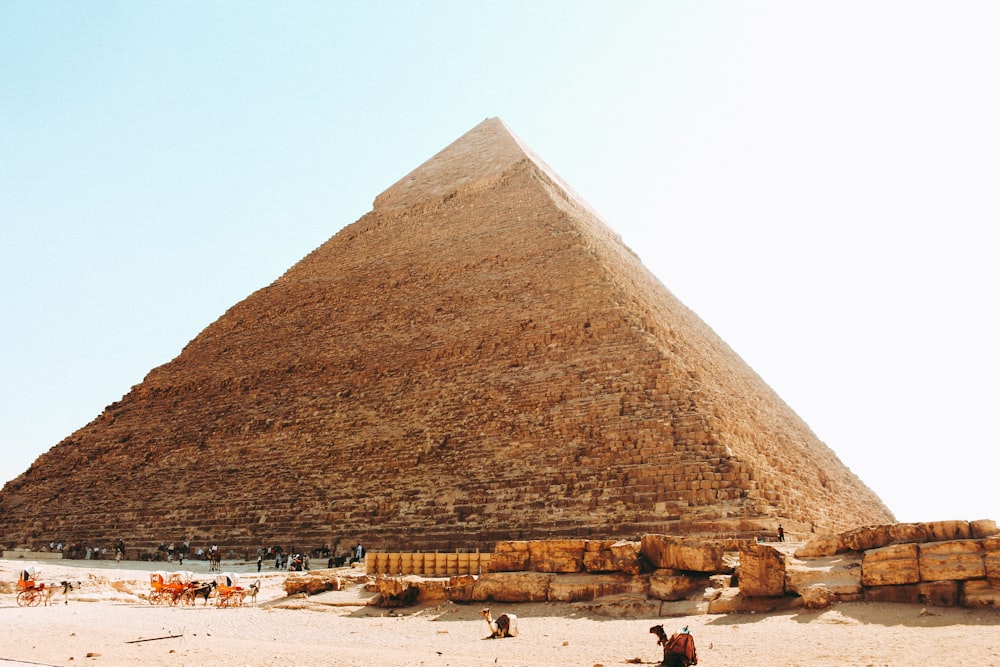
[
  {"xmin": 650, "ymin": 624, "xmax": 697, "ymax": 667},
  {"xmin": 480, "ymin": 607, "xmax": 518, "ymax": 638}
]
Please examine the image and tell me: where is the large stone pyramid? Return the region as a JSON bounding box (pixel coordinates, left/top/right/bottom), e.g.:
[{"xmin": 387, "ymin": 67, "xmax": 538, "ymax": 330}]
[{"xmin": 0, "ymin": 118, "xmax": 893, "ymax": 555}]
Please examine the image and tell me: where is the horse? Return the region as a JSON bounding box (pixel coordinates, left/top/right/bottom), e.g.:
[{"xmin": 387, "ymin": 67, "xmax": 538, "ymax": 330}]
[
  {"xmin": 190, "ymin": 580, "xmax": 216, "ymax": 605},
  {"xmin": 243, "ymin": 581, "xmax": 260, "ymax": 606},
  {"xmin": 44, "ymin": 580, "xmax": 80, "ymax": 606}
]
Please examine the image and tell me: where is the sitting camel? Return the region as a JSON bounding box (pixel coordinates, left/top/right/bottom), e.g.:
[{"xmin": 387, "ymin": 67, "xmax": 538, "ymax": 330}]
[
  {"xmin": 480, "ymin": 607, "xmax": 518, "ymax": 638},
  {"xmin": 650, "ymin": 624, "xmax": 698, "ymax": 667}
]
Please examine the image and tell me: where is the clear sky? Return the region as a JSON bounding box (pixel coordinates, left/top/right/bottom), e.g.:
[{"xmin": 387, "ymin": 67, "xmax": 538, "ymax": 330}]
[{"xmin": 2, "ymin": 1, "xmax": 997, "ymax": 525}]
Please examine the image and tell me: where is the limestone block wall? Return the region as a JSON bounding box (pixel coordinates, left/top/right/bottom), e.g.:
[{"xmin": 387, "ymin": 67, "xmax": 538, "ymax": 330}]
[{"xmin": 388, "ymin": 521, "xmax": 1000, "ymax": 612}]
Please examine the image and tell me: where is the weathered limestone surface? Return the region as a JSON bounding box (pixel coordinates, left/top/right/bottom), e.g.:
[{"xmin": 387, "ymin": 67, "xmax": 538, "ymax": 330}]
[
  {"xmin": 366, "ymin": 530, "xmax": 1000, "ymax": 613},
  {"xmin": 547, "ymin": 573, "xmax": 649, "ymax": 602},
  {"xmin": 861, "ymin": 543, "xmax": 920, "ymax": 587},
  {"xmin": 918, "ymin": 540, "xmax": 985, "ymax": 582},
  {"xmin": 527, "ymin": 539, "xmax": 587, "ymax": 573},
  {"xmin": 472, "ymin": 572, "xmax": 553, "ymax": 602},
  {"xmin": 924, "ymin": 521, "xmax": 972, "ymax": 542},
  {"xmin": 984, "ymin": 536, "xmax": 1000, "ymax": 580},
  {"xmin": 962, "ymin": 579, "xmax": 1000, "ymax": 606},
  {"xmin": 284, "ymin": 571, "xmax": 345, "ymax": 596},
  {"xmin": 785, "ymin": 553, "xmax": 863, "ymax": 596},
  {"xmin": 738, "ymin": 544, "xmax": 785, "ymax": 597},
  {"xmin": 707, "ymin": 588, "xmax": 791, "ymax": 614},
  {"xmin": 649, "ymin": 570, "xmax": 709, "ymax": 601},
  {"xmin": 797, "ymin": 520, "xmax": 1000, "ymax": 558},
  {"xmin": 641, "ymin": 535, "xmax": 736, "ymax": 573},
  {"xmin": 488, "ymin": 541, "xmax": 530, "ymax": 572},
  {"xmin": 583, "ymin": 539, "xmax": 641, "ymax": 575},
  {"xmin": 0, "ymin": 118, "xmax": 895, "ymax": 553},
  {"xmin": 970, "ymin": 519, "xmax": 998, "ymax": 538},
  {"xmin": 799, "ymin": 585, "xmax": 838, "ymax": 609}
]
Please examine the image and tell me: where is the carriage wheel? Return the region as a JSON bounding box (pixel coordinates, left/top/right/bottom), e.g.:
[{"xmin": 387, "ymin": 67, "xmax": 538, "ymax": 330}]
[
  {"xmin": 16, "ymin": 591, "xmax": 30, "ymax": 607},
  {"xmin": 179, "ymin": 590, "xmax": 195, "ymax": 606},
  {"xmin": 25, "ymin": 590, "xmax": 42, "ymax": 607},
  {"xmin": 216, "ymin": 594, "xmax": 227, "ymax": 608},
  {"xmin": 231, "ymin": 592, "xmax": 243, "ymax": 608},
  {"xmin": 149, "ymin": 590, "xmax": 164, "ymax": 605}
]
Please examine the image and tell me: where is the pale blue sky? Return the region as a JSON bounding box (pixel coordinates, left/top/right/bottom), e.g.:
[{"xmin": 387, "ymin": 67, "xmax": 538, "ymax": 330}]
[{"xmin": 2, "ymin": 1, "xmax": 998, "ymax": 524}]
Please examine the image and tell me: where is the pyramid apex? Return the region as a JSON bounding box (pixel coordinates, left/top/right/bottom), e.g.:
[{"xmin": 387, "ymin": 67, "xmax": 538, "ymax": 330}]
[{"xmin": 373, "ymin": 117, "xmax": 570, "ymax": 212}]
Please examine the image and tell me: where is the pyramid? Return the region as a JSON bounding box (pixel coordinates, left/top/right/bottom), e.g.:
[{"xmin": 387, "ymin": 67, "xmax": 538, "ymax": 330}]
[{"xmin": 0, "ymin": 118, "xmax": 893, "ymax": 556}]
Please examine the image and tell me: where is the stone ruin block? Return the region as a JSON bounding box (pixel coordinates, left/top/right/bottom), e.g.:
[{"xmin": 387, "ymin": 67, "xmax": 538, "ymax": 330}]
[
  {"xmin": 472, "ymin": 571, "xmax": 553, "ymax": 602},
  {"xmin": 641, "ymin": 534, "xmax": 730, "ymax": 573},
  {"xmin": 861, "ymin": 543, "xmax": 919, "ymax": 586},
  {"xmin": 547, "ymin": 573, "xmax": 649, "ymax": 602},
  {"xmin": 962, "ymin": 579, "xmax": 1000, "ymax": 607},
  {"xmin": 919, "ymin": 540, "xmax": 985, "ymax": 582},
  {"xmin": 923, "ymin": 520, "xmax": 972, "ymax": 542},
  {"xmin": 887, "ymin": 522, "xmax": 929, "ymax": 545},
  {"xmin": 283, "ymin": 571, "xmax": 344, "ymax": 596},
  {"xmin": 738, "ymin": 543, "xmax": 786, "ymax": 597},
  {"xmin": 970, "ymin": 519, "xmax": 999, "ymax": 538},
  {"xmin": 648, "ymin": 569, "xmax": 709, "ymax": 601},
  {"xmin": 795, "ymin": 534, "xmax": 847, "ymax": 558},
  {"xmin": 488, "ymin": 540, "xmax": 529, "ymax": 572},
  {"xmin": 785, "ymin": 553, "xmax": 863, "ymax": 596},
  {"xmin": 799, "ymin": 585, "xmax": 838, "ymax": 610},
  {"xmin": 707, "ymin": 588, "xmax": 792, "ymax": 614},
  {"xmin": 863, "ymin": 580, "xmax": 960, "ymax": 606},
  {"xmin": 373, "ymin": 576, "xmax": 433, "ymax": 607},
  {"xmin": 984, "ymin": 536, "xmax": 1000, "ymax": 580},
  {"xmin": 527, "ymin": 539, "xmax": 587, "ymax": 573},
  {"xmin": 583, "ymin": 539, "xmax": 641, "ymax": 574},
  {"xmin": 842, "ymin": 524, "xmax": 895, "ymax": 552},
  {"xmin": 445, "ymin": 574, "xmax": 477, "ymax": 602}
]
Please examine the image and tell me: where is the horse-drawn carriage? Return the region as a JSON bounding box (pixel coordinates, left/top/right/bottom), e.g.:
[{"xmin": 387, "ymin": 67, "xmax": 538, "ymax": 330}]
[
  {"xmin": 16, "ymin": 568, "xmax": 46, "ymax": 607},
  {"xmin": 214, "ymin": 572, "xmax": 245, "ymax": 607},
  {"xmin": 148, "ymin": 571, "xmax": 200, "ymax": 605}
]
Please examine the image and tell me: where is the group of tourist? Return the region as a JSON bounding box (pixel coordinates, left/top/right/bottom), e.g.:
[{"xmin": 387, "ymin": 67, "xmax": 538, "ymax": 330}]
[{"xmin": 19, "ymin": 538, "xmax": 370, "ymax": 570}]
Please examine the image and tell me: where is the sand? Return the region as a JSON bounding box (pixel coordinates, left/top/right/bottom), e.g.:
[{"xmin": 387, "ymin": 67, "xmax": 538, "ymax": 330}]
[{"xmin": 2, "ymin": 558, "xmax": 999, "ymax": 666}]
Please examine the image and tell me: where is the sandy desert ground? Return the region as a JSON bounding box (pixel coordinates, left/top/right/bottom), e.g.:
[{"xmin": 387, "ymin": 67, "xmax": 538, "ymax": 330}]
[{"xmin": 1, "ymin": 557, "xmax": 999, "ymax": 667}]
